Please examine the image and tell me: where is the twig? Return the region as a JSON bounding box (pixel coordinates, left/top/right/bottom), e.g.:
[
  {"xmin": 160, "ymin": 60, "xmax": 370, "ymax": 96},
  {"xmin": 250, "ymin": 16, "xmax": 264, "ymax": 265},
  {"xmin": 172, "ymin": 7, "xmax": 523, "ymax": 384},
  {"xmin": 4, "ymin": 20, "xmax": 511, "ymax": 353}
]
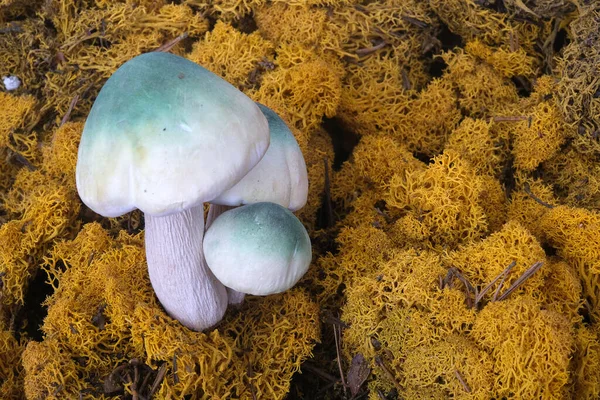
[
  {"xmin": 401, "ymin": 15, "xmax": 429, "ymax": 28},
  {"xmin": 492, "ymin": 265, "xmax": 511, "ymax": 302},
  {"xmin": 148, "ymin": 363, "xmax": 167, "ymax": 397},
  {"xmin": 491, "ymin": 115, "xmax": 529, "ymax": 122},
  {"xmin": 454, "ymin": 369, "xmax": 472, "ymax": 393},
  {"xmin": 0, "ymin": 23, "xmax": 23, "ymax": 34},
  {"xmin": 303, "ymin": 362, "xmax": 340, "ymax": 383},
  {"xmin": 356, "ymin": 41, "xmax": 387, "ymax": 57},
  {"xmin": 11, "ymin": 152, "xmax": 36, "ymax": 171},
  {"xmin": 497, "ymin": 261, "xmax": 544, "ymax": 301},
  {"xmin": 523, "ymin": 182, "xmax": 554, "ymax": 209},
  {"xmin": 60, "ymin": 94, "xmax": 80, "ymax": 127},
  {"xmin": 475, "ymin": 261, "xmax": 516, "ymax": 306},
  {"xmin": 172, "ymin": 352, "xmax": 179, "ymax": 384},
  {"xmin": 333, "ymin": 324, "xmax": 347, "ymax": 397},
  {"xmin": 374, "ymin": 356, "xmax": 402, "ymax": 393},
  {"xmin": 153, "ymin": 33, "xmax": 188, "ymax": 53}
]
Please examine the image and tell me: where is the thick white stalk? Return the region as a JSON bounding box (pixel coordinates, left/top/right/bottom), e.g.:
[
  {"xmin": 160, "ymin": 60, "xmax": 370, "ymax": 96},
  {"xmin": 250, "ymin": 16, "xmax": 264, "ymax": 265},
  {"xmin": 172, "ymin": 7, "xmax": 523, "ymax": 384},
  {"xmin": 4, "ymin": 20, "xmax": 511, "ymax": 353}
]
[
  {"xmin": 145, "ymin": 204, "xmax": 227, "ymax": 331},
  {"xmin": 206, "ymin": 204, "xmax": 246, "ymax": 305}
]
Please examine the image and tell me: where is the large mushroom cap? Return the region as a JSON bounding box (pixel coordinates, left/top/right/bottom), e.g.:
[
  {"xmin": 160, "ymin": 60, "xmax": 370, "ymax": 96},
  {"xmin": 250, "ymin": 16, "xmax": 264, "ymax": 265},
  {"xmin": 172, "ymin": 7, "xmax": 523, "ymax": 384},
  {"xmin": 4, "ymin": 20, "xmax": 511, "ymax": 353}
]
[
  {"xmin": 211, "ymin": 103, "xmax": 308, "ymax": 211},
  {"xmin": 203, "ymin": 202, "xmax": 312, "ymax": 296},
  {"xmin": 76, "ymin": 52, "xmax": 269, "ymax": 217}
]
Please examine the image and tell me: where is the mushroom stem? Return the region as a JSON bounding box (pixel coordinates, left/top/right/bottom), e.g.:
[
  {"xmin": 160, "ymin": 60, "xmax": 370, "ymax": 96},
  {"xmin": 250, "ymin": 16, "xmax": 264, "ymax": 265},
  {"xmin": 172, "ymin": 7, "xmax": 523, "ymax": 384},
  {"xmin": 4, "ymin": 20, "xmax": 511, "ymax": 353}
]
[
  {"xmin": 206, "ymin": 204, "xmax": 246, "ymax": 305},
  {"xmin": 145, "ymin": 204, "xmax": 227, "ymax": 331}
]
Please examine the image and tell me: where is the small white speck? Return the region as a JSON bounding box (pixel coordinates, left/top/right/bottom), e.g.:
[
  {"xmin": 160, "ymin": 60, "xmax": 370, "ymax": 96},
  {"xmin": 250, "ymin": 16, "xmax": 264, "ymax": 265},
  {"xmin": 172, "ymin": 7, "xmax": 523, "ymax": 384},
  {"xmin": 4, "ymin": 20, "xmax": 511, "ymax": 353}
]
[
  {"xmin": 179, "ymin": 122, "xmax": 192, "ymax": 132},
  {"xmin": 3, "ymin": 75, "xmax": 21, "ymax": 91}
]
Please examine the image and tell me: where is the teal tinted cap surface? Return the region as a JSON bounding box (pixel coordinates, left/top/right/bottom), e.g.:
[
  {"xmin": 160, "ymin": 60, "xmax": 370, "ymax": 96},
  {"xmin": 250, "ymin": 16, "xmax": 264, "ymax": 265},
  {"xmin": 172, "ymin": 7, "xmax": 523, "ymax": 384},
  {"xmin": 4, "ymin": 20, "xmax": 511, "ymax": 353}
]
[
  {"xmin": 203, "ymin": 202, "xmax": 312, "ymax": 295},
  {"xmin": 76, "ymin": 52, "xmax": 269, "ymax": 217}
]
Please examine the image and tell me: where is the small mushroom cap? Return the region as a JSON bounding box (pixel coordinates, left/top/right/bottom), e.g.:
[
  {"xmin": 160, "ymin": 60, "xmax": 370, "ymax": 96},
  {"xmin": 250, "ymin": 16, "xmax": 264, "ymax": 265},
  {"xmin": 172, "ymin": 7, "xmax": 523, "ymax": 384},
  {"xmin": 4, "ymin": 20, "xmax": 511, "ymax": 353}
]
[
  {"xmin": 76, "ymin": 52, "xmax": 269, "ymax": 217},
  {"xmin": 203, "ymin": 202, "xmax": 311, "ymax": 296},
  {"xmin": 211, "ymin": 103, "xmax": 308, "ymax": 211}
]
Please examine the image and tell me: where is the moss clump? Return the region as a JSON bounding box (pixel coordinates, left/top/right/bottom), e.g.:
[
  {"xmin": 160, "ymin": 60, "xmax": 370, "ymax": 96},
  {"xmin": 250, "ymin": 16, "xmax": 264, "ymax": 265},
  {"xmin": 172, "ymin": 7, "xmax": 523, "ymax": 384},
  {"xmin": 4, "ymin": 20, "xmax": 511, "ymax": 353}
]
[{"xmin": 470, "ymin": 298, "xmax": 573, "ymax": 399}]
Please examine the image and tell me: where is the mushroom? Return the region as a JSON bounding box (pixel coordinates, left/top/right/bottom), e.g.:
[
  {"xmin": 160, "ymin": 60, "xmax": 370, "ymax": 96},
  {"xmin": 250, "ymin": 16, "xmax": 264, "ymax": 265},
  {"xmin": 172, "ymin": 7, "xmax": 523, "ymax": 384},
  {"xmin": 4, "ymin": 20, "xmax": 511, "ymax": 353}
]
[
  {"xmin": 76, "ymin": 52, "xmax": 270, "ymax": 331},
  {"xmin": 203, "ymin": 202, "xmax": 312, "ymax": 297},
  {"xmin": 206, "ymin": 103, "xmax": 309, "ymax": 303}
]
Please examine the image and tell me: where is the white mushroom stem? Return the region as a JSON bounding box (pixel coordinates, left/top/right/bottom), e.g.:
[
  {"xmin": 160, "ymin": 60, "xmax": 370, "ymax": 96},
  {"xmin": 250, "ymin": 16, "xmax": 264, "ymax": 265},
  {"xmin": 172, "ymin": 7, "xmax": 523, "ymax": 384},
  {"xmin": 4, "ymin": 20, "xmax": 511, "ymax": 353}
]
[
  {"xmin": 145, "ymin": 204, "xmax": 228, "ymax": 331},
  {"xmin": 206, "ymin": 204, "xmax": 246, "ymax": 305}
]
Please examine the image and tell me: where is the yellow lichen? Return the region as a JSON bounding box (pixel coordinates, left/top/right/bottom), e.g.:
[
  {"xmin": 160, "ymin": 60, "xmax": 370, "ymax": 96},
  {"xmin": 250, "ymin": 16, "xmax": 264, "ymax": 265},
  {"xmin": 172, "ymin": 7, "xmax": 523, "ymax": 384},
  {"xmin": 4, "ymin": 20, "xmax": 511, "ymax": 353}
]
[
  {"xmin": 387, "ymin": 150, "xmax": 489, "ymax": 248},
  {"xmin": 444, "ymin": 220, "xmax": 547, "ymax": 302},
  {"xmin": 470, "ymin": 298, "xmax": 574, "ymax": 399},
  {"xmin": 187, "ymin": 21, "xmax": 274, "ymax": 89}
]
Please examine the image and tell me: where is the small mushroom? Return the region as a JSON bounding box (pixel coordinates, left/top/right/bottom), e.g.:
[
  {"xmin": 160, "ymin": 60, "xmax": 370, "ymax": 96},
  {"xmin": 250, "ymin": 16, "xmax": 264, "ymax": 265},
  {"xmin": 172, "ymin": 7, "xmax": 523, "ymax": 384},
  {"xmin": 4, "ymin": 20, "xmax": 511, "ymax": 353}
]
[
  {"xmin": 76, "ymin": 52, "xmax": 269, "ymax": 331},
  {"xmin": 207, "ymin": 103, "xmax": 309, "ymax": 304},
  {"xmin": 203, "ymin": 202, "xmax": 312, "ymax": 297}
]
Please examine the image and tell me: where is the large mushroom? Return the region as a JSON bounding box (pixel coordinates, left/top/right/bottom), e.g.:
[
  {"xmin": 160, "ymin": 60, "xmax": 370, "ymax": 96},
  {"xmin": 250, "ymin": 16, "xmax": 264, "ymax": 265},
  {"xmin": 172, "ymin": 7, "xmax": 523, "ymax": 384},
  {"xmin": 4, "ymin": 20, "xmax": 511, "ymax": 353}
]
[
  {"xmin": 76, "ymin": 52, "xmax": 270, "ymax": 331},
  {"xmin": 206, "ymin": 103, "xmax": 309, "ymax": 303}
]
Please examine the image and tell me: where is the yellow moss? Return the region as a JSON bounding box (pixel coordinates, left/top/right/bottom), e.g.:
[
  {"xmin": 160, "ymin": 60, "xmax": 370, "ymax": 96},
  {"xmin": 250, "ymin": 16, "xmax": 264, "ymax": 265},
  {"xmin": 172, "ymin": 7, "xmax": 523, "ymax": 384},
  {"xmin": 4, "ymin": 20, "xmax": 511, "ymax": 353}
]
[
  {"xmin": 0, "ymin": 176, "xmax": 79, "ymax": 305},
  {"xmin": 403, "ymin": 335, "xmax": 494, "ymax": 400},
  {"xmin": 539, "ymin": 206, "xmax": 600, "ymax": 319},
  {"xmin": 443, "ymin": 49, "xmax": 520, "ymax": 117},
  {"xmin": 445, "ymin": 117, "xmax": 504, "ymax": 177},
  {"xmin": 470, "ymin": 298, "xmax": 573, "ymax": 399},
  {"xmin": 540, "ymin": 206, "xmax": 600, "ymax": 272},
  {"xmin": 555, "ymin": 3, "xmax": 600, "ymax": 156},
  {"xmin": 255, "ymin": 3, "xmax": 335, "ymax": 52},
  {"xmin": 337, "ymin": 224, "xmax": 395, "ymax": 282},
  {"xmin": 332, "ymin": 134, "xmax": 425, "ymax": 208},
  {"xmin": 512, "ymin": 101, "xmax": 570, "ymax": 171},
  {"xmin": 478, "ymin": 175, "xmax": 507, "ymax": 233},
  {"xmin": 338, "ymin": 57, "xmax": 409, "ymax": 131},
  {"xmin": 251, "ymin": 52, "xmax": 342, "ymax": 137},
  {"xmin": 387, "ymin": 214, "xmax": 431, "ymax": 249},
  {"xmin": 444, "ymin": 220, "xmax": 547, "ymax": 302},
  {"xmin": 187, "ymin": 21, "xmax": 274, "ymax": 89},
  {"xmin": 22, "ymin": 338, "xmax": 87, "ymax": 399},
  {"xmin": 542, "ymin": 258, "xmax": 583, "ymax": 325},
  {"xmin": 41, "ymin": 121, "xmax": 83, "ymax": 188},
  {"xmin": 465, "ymin": 39, "xmax": 537, "ymax": 78},
  {"xmin": 220, "ymin": 289, "xmax": 320, "ymax": 399},
  {"xmin": 507, "ymin": 179, "xmax": 556, "ymax": 240},
  {"xmin": 0, "ymin": 93, "xmax": 37, "ymax": 149},
  {"xmin": 571, "ymin": 323, "xmax": 600, "ymax": 399},
  {"xmin": 0, "ymin": 19, "xmax": 53, "ymax": 93},
  {"xmin": 41, "ymin": 2, "xmax": 208, "ymax": 119},
  {"xmin": 0, "ymin": 328, "xmax": 24, "ymax": 399},
  {"xmin": 542, "ymin": 148, "xmax": 600, "ymax": 209},
  {"xmin": 387, "ymin": 150, "xmax": 488, "ymax": 248},
  {"xmin": 35, "ymin": 222, "xmax": 320, "ymax": 398},
  {"xmin": 295, "ymin": 127, "xmax": 334, "ymax": 232},
  {"xmin": 430, "ymin": 0, "xmax": 549, "ymax": 56},
  {"xmin": 342, "ymin": 250, "xmax": 448, "ymax": 358}
]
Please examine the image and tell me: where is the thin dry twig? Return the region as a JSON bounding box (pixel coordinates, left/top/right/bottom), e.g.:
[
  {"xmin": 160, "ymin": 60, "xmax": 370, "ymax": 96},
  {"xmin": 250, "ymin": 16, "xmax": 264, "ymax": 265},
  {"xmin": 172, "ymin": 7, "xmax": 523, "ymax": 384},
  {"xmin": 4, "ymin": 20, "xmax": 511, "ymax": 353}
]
[
  {"xmin": 374, "ymin": 356, "xmax": 402, "ymax": 393},
  {"xmin": 523, "ymin": 182, "xmax": 555, "ymax": 209},
  {"xmin": 60, "ymin": 94, "xmax": 80, "ymax": 128},
  {"xmin": 153, "ymin": 32, "xmax": 189, "ymax": 53},
  {"xmin": 497, "ymin": 261, "xmax": 544, "ymax": 301},
  {"xmin": 491, "ymin": 115, "xmax": 529, "ymax": 122},
  {"xmin": 148, "ymin": 363, "xmax": 167, "ymax": 397},
  {"xmin": 333, "ymin": 324, "xmax": 348, "ymax": 397},
  {"xmin": 475, "ymin": 261, "xmax": 516, "ymax": 306},
  {"xmin": 454, "ymin": 369, "xmax": 472, "ymax": 393},
  {"xmin": 356, "ymin": 41, "xmax": 387, "ymax": 57}
]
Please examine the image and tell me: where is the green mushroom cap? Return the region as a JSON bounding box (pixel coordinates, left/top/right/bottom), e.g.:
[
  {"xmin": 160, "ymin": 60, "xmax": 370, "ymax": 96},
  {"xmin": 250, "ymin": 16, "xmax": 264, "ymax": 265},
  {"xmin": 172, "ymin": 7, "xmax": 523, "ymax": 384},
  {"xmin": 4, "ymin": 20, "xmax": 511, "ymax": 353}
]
[
  {"xmin": 76, "ymin": 52, "xmax": 269, "ymax": 217},
  {"xmin": 203, "ymin": 202, "xmax": 312, "ymax": 296}
]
